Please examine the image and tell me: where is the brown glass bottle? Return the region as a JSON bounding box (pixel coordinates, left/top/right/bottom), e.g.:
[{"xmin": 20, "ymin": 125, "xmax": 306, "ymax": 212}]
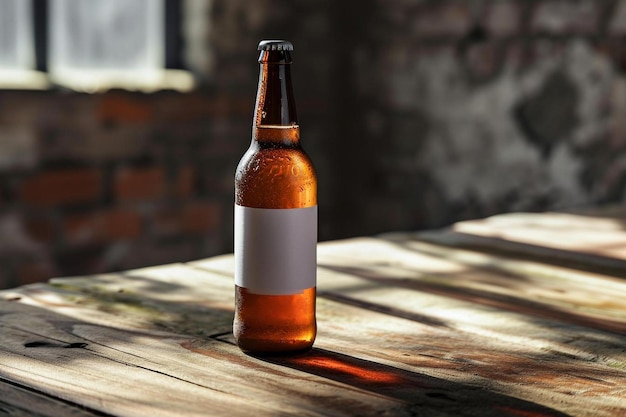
[{"xmin": 234, "ymin": 40, "xmax": 317, "ymax": 355}]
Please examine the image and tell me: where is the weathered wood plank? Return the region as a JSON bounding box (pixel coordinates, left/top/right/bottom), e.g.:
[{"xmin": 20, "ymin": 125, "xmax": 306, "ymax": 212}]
[
  {"xmin": 1, "ymin": 299, "xmax": 405, "ymax": 417},
  {"xmin": 311, "ymin": 237, "xmax": 626, "ymax": 417},
  {"xmin": 3, "ymin": 210, "xmax": 626, "ymax": 417},
  {"xmin": 3, "ymin": 283, "xmax": 567, "ymax": 417},
  {"xmin": 453, "ymin": 211, "xmax": 626, "ymax": 260},
  {"xmin": 414, "ymin": 211, "xmax": 626, "ymax": 277},
  {"xmin": 0, "ymin": 378, "xmax": 106, "ymax": 417},
  {"xmin": 316, "ymin": 236, "xmax": 626, "ymax": 332},
  {"xmin": 0, "ymin": 264, "xmax": 579, "ymax": 417},
  {"xmin": 40, "ymin": 260, "xmax": 626, "ymax": 416}
]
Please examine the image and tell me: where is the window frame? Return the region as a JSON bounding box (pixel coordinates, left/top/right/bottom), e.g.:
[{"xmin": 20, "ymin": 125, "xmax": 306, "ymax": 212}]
[{"xmin": 0, "ymin": 0, "xmax": 195, "ymax": 93}]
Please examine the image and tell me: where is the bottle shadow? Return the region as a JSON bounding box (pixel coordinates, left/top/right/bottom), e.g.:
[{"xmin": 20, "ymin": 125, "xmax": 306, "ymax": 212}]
[{"xmin": 259, "ymin": 347, "xmax": 572, "ymax": 417}]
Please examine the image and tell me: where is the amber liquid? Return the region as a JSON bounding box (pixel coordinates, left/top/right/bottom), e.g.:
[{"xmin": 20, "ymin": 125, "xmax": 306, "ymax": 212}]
[
  {"xmin": 234, "ymin": 286, "xmax": 316, "ymax": 354},
  {"xmin": 234, "ymin": 125, "xmax": 317, "ymax": 355}
]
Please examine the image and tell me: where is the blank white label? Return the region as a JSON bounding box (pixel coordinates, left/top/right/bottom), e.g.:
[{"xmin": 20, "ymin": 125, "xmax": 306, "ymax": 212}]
[{"xmin": 235, "ymin": 205, "xmax": 317, "ymax": 295}]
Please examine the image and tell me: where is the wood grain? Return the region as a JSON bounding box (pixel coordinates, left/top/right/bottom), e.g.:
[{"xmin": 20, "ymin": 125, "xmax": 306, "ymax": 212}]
[{"xmin": 1, "ymin": 210, "xmax": 626, "ymax": 416}]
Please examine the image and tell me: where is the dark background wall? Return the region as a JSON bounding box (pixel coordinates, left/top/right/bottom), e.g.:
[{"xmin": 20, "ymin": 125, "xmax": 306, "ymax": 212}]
[{"xmin": 2, "ymin": 0, "xmax": 626, "ymax": 288}]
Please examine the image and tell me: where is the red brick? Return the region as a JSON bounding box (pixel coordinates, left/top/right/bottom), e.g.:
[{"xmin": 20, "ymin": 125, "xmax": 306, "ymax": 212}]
[
  {"xmin": 114, "ymin": 167, "xmax": 166, "ymax": 202},
  {"xmin": 23, "ymin": 216, "xmax": 57, "ymax": 243},
  {"xmin": 182, "ymin": 202, "xmax": 220, "ymax": 234},
  {"xmin": 19, "ymin": 169, "xmax": 103, "ymax": 207},
  {"xmin": 151, "ymin": 201, "xmax": 220, "ymax": 237},
  {"xmin": 413, "ymin": 3, "xmax": 472, "ymax": 38},
  {"xmin": 173, "ymin": 166, "xmax": 196, "ymax": 198},
  {"xmin": 62, "ymin": 215, "xmax": 93, "ymax": 246},
  {"xmin": 151, "ymin": 208, "xmax": 182, "ymax": 237},
  {"xmin": 103, "ymin": 210, "xmax": 143, "ymax": 241},
  {"xmin": 152, "ymin": 93, "xmax": 218, "ymax": 123},
  {"xmin": 81, "ymin": 129, "xmax": 148, "ymax": 161},
  {"xmin": 530, "ymin": 0, "xmax": 600, "ymax": 34},
  {"xmin": 98, "ymin": 93, "xmax": 153, "ymax": 124},
  {"xmin": 64, "ymin": 209, "xmax": 142, "ymax": 246},
  {"xmin": 17, "ymin": 260, "xmax": 57, "ymax": 285}
]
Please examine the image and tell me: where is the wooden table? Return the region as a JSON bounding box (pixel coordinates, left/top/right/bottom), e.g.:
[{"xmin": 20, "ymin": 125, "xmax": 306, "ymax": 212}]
[{"xmin": 2, "ymin": 208, "xmax": 626, "ymax": 417}]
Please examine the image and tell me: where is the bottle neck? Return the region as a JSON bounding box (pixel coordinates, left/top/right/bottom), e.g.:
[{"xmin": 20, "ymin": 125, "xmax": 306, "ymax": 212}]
[{"xmin": 253, "ymin": 50, "xmax": 299, "ymax": 144}]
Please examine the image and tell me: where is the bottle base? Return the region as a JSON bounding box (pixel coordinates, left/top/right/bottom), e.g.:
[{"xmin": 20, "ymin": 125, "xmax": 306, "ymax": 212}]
[
  {"xmin": 236, "ymin": 339, "xmax": 314, "ymax": 357},
  {"xmin": 240, "ymin": 346, "xmax": 313, "ymax": 358}
]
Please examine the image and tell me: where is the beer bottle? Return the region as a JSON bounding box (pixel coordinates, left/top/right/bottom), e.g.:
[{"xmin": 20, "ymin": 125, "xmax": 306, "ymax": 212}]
[{"xmin": 233, "ymin": 40, "xmax": 317, "ymax": 355}]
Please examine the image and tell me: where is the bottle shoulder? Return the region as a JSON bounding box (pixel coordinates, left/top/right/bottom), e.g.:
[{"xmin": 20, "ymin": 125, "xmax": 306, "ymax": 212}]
[
  {"xmin": 237, "ymin": 145, "xmax": 314, "ymax": 173},
  {"xmin": 235, "ymin": 145, "xmax": 317, "ymax": 209},
  {"xmin": 236, "ymin": 148, "xmax": 316, "ymax": 184}
]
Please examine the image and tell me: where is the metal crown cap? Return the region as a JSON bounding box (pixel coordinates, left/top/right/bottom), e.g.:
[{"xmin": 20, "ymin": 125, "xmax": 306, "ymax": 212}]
[{"xmin": 258, "ymin": 40, "xmax": 294, "ymax": 51}]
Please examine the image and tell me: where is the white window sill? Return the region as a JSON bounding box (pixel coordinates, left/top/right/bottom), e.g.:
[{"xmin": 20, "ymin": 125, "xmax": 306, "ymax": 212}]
[
  {"xmin": 0, "ymin": 68, "xmax": 195, "ymax": 93},
  {"xmin": 0, "ymin": 70, "xmax": 51, "ymax": 90}
]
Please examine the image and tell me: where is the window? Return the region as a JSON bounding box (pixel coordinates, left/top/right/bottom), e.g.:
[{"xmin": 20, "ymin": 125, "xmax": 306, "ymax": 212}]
[
  {"xmin": 0, "ymin": 0, "xmax": 46, "ymax": 88},
  {"xmin": 0, "ymin": 0, "xmax": 198, "ymax": 92}
]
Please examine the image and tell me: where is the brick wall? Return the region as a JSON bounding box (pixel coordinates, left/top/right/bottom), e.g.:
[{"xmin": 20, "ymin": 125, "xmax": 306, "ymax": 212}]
[
  {"xmin": 2, "ymin": 0, "xmax": 626, "ymax": 288},
  {"xmin": 0, "ymin": 91, "xmax": 234, "ymax": 288}
]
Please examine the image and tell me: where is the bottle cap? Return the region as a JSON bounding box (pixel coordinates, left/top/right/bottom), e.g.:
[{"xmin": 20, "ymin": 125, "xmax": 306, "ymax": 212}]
[{"xmin": 258, "ymin": 40, "xmax": 294, "ymax": 51}]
